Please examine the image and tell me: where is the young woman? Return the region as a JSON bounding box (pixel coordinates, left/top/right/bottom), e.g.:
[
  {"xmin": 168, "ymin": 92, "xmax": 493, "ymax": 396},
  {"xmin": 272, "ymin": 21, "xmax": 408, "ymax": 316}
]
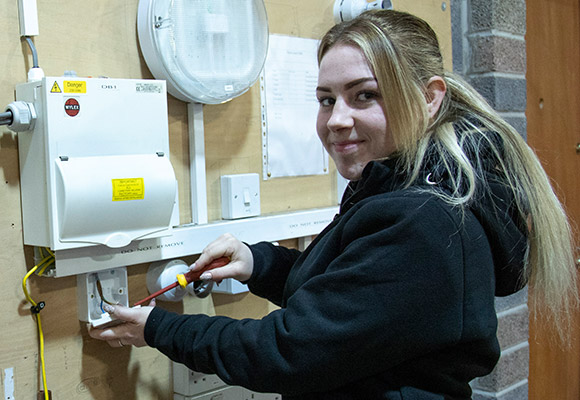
[{"xmin": 90, "ymin": 10, "xmax": 578, "ymax": 399}]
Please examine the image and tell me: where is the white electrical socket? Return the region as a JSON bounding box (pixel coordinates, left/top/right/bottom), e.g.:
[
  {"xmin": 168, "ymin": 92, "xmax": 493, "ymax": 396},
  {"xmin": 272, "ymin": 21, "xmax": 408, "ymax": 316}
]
[
  {"xmin": 174, "ymin": 387, "xmax": 246, "ymax": 400},
  {"xmin": 173, "ymin": 363, "xmax": 281, "ymax": 399},
  {"xmin": 244, "ymin": 392, "xmax": 282, "ymax": 400},
  {"xmin": 220, "ymin": 173, "xmax": 261, "ymax": 220},
  {"xmin": 173, "ymin": 366, "xmax": 228, "ymax": 396}
]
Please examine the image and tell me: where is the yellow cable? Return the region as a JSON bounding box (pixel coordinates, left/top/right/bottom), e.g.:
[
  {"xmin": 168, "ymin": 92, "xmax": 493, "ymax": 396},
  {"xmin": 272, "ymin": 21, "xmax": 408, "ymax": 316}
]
[
  {"xmin": 35, "ymin": 249, "xmax": 55, "ymax": 276},
  {"xmin": 22, "ymin": 260, "xmax": 50, "ymax": 400},
  {"xmin": 39, "ymin": 248, "xmax": 55, "ymax": 276},
  {"xmin": 36, "ymin": 314, "xmax": 48, "ymax": 400},
  {"xmin": 22, "ymin": 264, "xmax": 39, "ymax": 306},
  {"xmin": 37, "ymin": 258, "xmax": 54, "ymax": 276}
]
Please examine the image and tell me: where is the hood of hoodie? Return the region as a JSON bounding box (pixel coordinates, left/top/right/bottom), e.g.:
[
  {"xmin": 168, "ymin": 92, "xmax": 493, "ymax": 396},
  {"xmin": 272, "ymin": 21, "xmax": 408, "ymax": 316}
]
[{"xmin": 340, "ymin": 158, "xmax": 528, "ymax": 297}]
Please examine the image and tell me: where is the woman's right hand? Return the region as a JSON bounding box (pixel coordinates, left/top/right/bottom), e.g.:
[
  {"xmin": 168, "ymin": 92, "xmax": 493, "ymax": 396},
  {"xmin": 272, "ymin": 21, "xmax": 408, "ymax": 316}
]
[{"xmin": 191, "ymin": 233, "xmax": 254, "ymax": 283}]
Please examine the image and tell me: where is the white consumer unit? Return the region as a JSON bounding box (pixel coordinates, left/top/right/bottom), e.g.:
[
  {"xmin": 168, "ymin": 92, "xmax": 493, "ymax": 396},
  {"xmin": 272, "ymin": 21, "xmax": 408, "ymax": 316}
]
[{"xmin": 15, "ymin": 77, "xmax": 179, "ymax": 250}]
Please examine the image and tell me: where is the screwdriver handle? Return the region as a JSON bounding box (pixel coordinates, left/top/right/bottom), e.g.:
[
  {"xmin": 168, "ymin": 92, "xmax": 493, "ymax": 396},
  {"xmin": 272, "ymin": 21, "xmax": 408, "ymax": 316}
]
[
  {"xmin": 133, "ymin": 256, "xmax": 230, "ymax": 306},
  {"xmin": 177, "ymin": 256, "xmax": 230, "ymax": 288}
]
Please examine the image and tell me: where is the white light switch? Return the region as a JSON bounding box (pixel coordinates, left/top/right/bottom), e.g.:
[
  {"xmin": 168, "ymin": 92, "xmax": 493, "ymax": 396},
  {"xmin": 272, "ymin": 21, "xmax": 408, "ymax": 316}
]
[{"xmin": 220, "ymin": 173, "xmax": 261, "ymax": 220}]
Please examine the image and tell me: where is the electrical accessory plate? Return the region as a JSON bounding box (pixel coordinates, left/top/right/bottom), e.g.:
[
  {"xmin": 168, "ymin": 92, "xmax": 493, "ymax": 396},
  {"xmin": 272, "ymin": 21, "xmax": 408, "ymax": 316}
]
[
  {"xmin": 220, "ymin": 173, "xmax": 261, "ymax": 220},
  {"xmin": 77, "ymin": 267, "xmax": 128, "ymax": 327}
]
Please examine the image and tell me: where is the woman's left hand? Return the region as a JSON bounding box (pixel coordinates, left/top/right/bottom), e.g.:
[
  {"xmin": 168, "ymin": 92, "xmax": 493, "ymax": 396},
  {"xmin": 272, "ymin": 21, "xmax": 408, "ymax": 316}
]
[{"xmin": 87, "ymin": 299, "xmax": 156, "ymax": 348}]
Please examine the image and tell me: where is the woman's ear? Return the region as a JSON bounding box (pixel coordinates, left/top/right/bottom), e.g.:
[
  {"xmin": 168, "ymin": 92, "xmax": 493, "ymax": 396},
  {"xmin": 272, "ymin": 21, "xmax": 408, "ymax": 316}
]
[{"xmin": 425, "ymin": 76, "xmax": 447, "ymax": 119}]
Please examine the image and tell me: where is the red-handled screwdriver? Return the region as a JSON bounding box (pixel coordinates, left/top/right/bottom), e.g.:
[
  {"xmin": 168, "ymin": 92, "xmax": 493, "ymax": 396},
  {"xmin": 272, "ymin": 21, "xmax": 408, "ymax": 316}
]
[{"xmin": 133, "ymin": 257, "xmax": 230, "ymax": 306}]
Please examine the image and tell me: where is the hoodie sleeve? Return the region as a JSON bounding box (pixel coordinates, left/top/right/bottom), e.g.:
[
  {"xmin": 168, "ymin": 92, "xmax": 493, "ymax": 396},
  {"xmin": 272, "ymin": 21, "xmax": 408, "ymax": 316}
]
[
  {"xmin": 244, "ymin": 241, "xmax": 302, "ymax": 306},
  {"xmin": 144, "ymin": 194, "xmax": 497, "ymax": 396}
]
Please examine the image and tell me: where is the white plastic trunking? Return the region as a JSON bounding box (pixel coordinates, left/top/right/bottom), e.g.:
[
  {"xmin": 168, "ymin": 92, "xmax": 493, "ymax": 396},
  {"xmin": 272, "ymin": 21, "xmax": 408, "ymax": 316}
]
[{"xmin": 52, "ymin": 206, "xmax": 339, "ymax": 277}]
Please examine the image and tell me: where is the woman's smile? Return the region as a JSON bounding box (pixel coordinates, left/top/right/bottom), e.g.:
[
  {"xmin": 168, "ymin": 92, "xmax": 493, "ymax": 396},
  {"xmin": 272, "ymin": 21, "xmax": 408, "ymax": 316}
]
[
  {"xmin": 316, "ymin": 45, "xmax": 395, "ymax": 181},
  {"xmin": 333, "ymin": 139, "xmax": 364, "ymax": 153}
]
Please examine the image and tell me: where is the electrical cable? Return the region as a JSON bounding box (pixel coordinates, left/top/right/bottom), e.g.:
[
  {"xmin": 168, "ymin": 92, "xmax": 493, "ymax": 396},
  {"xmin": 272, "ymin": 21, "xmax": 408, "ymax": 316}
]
[
  {"xmin": 0, "ymin": 110, "xmax": 13, "ymax": 126},
  {"xmin": 37, "ymin": 258, "xmax": 54, "ymax": 276},
  {"xmin": 22, "ymin": 251, "xmax": 54, "ymax": 400},
  {"xmin": 95, "ymin": 276, "xmax": 118, "ymax": 306},
  {"xmin": 24, "ymin": 36, "xmax": 39, "ymax": 68},
  {"xmin": 22, "ymin": 268, "xmax": 49, "ymax": 400},
  {"xmin": 42, "ymin": 247, "xmax": 54, "ymax": 258},
  {"xmin": 36, "ymin": 248, "xmax": 55, "ymax": 276}
]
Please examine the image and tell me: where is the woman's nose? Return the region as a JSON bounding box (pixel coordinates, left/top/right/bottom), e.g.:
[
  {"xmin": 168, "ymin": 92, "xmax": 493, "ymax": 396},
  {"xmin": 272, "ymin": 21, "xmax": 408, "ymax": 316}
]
[{"xmin": 327, "ymin": 100, "xmax": 353, "ymax": 131}]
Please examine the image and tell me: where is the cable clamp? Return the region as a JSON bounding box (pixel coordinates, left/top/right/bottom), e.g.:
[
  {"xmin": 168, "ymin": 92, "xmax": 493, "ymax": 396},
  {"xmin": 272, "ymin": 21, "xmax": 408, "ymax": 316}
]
[
  {"xmin": 30, "ymin": 301, "xmax": 45, "ymax": 314},
  {"xmin": 5, "ymin": 101, "xmax": 37, "ymax": 132}
]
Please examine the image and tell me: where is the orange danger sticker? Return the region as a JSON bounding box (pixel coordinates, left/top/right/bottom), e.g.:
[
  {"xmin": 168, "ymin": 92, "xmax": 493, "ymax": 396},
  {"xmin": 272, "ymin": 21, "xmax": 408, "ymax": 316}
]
[{"xmin": 112, "ymin": 178, "xmax": 145, "ymax": 201}]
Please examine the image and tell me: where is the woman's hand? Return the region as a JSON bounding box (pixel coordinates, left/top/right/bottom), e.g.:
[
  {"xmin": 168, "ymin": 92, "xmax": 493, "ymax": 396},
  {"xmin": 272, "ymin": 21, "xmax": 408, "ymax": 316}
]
[
  {"xmin": 87, "ymin": 300, "xmax": 155, "ymax": 348},
  {"xmin": 191, "ymin": 233, "xmax": 254, "ymax": 283}
]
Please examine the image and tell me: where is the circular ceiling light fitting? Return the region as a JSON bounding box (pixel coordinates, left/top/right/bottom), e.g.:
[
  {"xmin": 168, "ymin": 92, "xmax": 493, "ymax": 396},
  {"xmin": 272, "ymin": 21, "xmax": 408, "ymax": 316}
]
[{"xmin": 138, "ymin": 0, "xmax": 269, "ymax": 104}]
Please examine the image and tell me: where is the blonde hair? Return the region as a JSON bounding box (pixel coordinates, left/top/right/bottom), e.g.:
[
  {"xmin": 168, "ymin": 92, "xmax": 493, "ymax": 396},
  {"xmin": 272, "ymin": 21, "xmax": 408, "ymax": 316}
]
[{"xmin": 319, "ymin": 10, "xmax": 578, "ymax": 344}]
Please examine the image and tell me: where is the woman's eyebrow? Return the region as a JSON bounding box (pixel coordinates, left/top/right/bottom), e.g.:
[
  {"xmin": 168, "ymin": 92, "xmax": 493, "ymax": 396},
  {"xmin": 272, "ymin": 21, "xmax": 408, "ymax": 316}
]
[
  {"xmin": 344, "ymin": 77, "xmax": 376, "ymax": 90},
  {"xmin": 316, "ymin": 77, "xmax": 377, "ymax": 93}
]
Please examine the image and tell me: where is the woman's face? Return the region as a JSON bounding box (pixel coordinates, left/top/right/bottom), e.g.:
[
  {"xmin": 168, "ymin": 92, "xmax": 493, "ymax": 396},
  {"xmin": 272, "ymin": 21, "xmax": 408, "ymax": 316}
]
[{"xmin": 316, "ymin": 44, "xmax": 395, "ymax": 181}]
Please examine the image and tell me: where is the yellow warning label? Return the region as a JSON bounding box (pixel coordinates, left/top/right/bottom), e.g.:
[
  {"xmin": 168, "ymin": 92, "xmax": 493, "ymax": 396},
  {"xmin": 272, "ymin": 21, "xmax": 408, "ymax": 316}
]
[
  {"xmin": 50, "ymin": 81, "xmax": 62, "ymax": 93},
  {"xmin": 64, "ymin": 80, "xmax": 87, "ymax": 94},
  {"xmin": 112, "ymin": 178, "xmax": 144, "ymax": 201}
]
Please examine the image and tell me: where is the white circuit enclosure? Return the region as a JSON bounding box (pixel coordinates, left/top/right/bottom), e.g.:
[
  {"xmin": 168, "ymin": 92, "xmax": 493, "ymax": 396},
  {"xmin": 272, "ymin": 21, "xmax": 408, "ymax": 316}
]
[{"xmin": 15, "ymin": 77, "xmax": 179, "ymax": 250}]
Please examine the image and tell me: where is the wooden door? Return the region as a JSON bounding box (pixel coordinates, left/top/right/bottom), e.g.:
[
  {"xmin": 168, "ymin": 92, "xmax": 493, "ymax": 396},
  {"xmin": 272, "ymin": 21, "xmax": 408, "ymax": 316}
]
[{"xmin": 526, "ymin": 0, "xmax": 580, "ymax": 398}]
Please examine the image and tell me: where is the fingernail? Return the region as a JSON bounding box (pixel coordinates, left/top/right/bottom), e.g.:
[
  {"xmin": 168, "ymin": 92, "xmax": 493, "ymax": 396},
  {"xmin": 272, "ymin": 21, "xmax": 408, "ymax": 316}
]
[
  {"xmin": 103, "ymin": 304, "xmax": 115, "ymax": 313},
  {"xmin": 200, "ymin": 272, "xmax": 212, "ymax": 281}
]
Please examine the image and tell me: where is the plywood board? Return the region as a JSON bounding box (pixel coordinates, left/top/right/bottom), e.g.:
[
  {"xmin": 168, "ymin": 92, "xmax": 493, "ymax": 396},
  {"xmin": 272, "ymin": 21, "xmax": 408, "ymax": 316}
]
[{"xmin": 0, "ymin": 1, "xmax": 451, "ymax": 398}]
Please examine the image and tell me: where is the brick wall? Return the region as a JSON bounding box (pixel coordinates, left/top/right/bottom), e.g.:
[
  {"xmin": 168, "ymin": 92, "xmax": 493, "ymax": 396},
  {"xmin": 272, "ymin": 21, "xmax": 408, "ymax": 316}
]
[{"xmin": 450, "ymin": 1, "xmax": 529, "ymax": 399}]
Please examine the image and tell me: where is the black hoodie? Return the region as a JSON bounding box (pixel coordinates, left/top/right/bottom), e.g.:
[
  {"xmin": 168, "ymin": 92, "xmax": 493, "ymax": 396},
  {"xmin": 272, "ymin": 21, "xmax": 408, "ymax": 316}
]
[{"xmin": 145, "ymin": 158, "xmax": 528, "ymax": 399}]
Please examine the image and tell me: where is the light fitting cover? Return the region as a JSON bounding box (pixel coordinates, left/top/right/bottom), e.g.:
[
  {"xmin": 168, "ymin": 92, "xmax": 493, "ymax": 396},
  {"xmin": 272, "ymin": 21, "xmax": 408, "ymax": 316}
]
[{"xmin": 138, "ymin": 0, "xmax": 269, "ymax": 104}]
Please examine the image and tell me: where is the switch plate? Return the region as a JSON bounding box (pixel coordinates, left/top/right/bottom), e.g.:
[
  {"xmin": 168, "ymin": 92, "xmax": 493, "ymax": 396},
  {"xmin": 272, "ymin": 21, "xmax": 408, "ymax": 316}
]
[{"xmin": 220, "ymin": 174, "xmax": 260, "ymax": 220}]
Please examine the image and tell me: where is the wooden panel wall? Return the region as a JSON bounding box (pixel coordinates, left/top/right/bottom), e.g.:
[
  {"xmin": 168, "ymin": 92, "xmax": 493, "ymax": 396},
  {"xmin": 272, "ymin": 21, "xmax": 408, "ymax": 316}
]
[
  {"xmin": 0, "ymin": 1, "xmax": 450, "ymax": 398},
  {"xmin": 526, "ymin": 0, "xmax": 580, "ymax": 398}
]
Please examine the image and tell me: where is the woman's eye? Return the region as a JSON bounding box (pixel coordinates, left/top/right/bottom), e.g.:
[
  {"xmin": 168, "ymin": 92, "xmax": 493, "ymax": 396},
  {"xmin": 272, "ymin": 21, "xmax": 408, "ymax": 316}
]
[
  {"xmin": 318, "ymin": 97, "xmax": 335, "ymax": 107},
  {"xmin": 356, "ymin": 91, "xmax": 379, "ymax": 102}
]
